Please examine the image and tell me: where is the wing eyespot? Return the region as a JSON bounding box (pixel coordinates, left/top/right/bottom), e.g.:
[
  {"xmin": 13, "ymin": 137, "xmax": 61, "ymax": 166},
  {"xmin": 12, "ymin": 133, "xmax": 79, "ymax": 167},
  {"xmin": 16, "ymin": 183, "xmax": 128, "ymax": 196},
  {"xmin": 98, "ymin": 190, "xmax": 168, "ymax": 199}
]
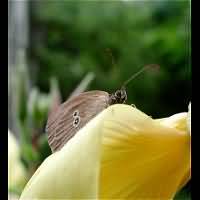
[
  {"xmin": 73, "ymin": 116, "xmax": 80, "ymax": 128},
  {"xmin": 73, "ymin": 110, "xmax": 79, "ymax": 117}
]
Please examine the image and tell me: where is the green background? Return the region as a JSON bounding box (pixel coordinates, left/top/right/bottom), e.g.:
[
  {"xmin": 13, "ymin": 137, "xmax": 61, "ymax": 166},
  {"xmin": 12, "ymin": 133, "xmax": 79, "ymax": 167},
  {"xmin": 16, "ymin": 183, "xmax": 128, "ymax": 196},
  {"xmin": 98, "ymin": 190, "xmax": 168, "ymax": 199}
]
[{"xmin": 30, "ymin": 1, "xmax": 191, "ymax": 117}]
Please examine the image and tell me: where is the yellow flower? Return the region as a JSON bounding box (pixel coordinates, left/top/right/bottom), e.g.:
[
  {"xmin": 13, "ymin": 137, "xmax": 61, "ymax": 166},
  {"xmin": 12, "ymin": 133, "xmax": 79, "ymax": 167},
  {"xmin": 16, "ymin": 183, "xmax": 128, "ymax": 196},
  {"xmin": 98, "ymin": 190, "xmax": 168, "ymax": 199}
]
[
  {"xmin": 8, "ymin": 130, "xmax": 27, "ymax": 191},
  {"xmin": 187, "ymin": 102, "xmax": 191, "ymax": 135},
  {"xmin": 20, "ymin": 104, "xmax": 191, "ymax": 200}
]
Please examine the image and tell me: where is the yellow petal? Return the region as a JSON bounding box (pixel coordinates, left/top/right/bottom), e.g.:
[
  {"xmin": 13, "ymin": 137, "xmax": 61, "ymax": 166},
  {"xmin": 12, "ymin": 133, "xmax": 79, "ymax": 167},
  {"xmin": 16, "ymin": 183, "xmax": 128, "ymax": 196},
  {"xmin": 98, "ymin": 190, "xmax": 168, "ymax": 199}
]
[
  {"xmin": 187, "ymin": 102, "xmax": 191, "ymax": 135},
  {"xmin": 20, "ymin": 111, "xmax": 103, "ymax": 199},
  {"xmin": 20, "ymin": 104, "xmax": 190, "ymax": 200},
  {"xmin": 8, "ymin": 130, "xmax": 27, "ymax": 190},
  {"xmin": 99, "ymin": 105, "xmax": 190, "ymax": 199}
]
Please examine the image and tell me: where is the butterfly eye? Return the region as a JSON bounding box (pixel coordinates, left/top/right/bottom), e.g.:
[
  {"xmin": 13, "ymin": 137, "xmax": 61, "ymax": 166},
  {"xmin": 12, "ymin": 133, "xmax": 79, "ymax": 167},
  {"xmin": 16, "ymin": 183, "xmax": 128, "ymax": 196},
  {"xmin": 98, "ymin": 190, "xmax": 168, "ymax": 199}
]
[
  {"xmin": 73, "ymin": 110, "xmax": 79, "ymax": 118},
  {"xmin": 120, "ymin": 90, "xmax": 127, "ymax": 102},
  {"xmin": 121, "ymin": 96, "xmax": 126, "ymax": 102},
  {"xmin": 115, "ymin": 90, "xmax": 121, "ymax": 97},
  {"xmin": 73, "ymin": 116, "xmax": 80, "ymax": 128}
]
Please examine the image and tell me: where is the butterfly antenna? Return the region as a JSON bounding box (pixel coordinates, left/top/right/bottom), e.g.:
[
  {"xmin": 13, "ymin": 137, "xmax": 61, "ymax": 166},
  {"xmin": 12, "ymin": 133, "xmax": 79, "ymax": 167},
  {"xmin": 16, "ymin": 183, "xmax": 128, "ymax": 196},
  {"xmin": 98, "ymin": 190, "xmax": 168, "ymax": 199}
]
[{"xmin": 121, "ymin": 64, "xmax": 160, "ymax": 89}]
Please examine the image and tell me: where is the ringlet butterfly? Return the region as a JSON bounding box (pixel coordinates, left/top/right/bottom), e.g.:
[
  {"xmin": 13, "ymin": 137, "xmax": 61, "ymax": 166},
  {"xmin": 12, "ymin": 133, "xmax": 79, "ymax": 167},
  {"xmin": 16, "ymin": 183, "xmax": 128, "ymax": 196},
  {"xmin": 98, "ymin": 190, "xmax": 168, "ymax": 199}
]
[{"xmin": 46, "ymin": 64, "xmax": 159, "ymax": 153}]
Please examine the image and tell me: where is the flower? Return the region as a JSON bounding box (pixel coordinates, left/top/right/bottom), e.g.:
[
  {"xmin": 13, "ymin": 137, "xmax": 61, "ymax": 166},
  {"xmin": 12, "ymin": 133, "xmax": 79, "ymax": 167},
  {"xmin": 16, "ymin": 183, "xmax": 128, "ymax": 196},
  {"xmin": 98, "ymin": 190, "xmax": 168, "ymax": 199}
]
[
  {"xmin": 187, "ymin": 102, "xmax": 191, "ymax": 135},
  {"xmin": 8, "ymin": 130, "xmax": 27, "ymax": 191},
  {"xmin": 20, "ymin": 104, "xmax": 191, "ymax": 200}
]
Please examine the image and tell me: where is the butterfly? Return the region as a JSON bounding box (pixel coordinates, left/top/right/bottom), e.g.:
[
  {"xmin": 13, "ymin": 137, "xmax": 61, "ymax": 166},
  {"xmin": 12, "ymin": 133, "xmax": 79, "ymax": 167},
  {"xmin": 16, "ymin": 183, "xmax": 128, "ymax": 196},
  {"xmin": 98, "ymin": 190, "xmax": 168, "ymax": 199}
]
[{"xmin": 46, "ymin": 64, "xmax": 158, "ymax": 152}]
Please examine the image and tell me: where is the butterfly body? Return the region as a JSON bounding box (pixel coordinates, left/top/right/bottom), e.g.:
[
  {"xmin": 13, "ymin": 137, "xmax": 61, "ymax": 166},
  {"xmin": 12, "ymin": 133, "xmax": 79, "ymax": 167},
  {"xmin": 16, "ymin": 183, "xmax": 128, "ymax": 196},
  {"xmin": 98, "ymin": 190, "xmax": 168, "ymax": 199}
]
[{"xmin": 46, "ymin": 89, "xmax": 127, "ymax": 152}]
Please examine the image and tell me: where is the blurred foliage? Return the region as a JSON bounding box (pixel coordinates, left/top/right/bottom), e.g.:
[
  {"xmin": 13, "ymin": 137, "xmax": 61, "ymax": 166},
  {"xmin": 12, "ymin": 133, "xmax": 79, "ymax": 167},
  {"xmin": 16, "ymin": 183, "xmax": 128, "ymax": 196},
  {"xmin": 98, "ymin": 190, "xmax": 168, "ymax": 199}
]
[
  {"xmin": 14, "ymin": 61, "xmax": 54, "ymax": 179},
  {"xmin": 19, "ymin": 84, "xmax": 57, "ymax": 169},
  {"xmin": 30, "ymin": 0, "xmax": 191, "ymax": 118},
  {"xmin": 174, "ymin": 182, "xmax": 191, "ymax": 200},
  {"xmin": 18, "ymin": 85, "xmax": 52, "ymax": 170},
  {"xmin": 11, "ymin": 0, "xmax": 191, "ymax": 198}
]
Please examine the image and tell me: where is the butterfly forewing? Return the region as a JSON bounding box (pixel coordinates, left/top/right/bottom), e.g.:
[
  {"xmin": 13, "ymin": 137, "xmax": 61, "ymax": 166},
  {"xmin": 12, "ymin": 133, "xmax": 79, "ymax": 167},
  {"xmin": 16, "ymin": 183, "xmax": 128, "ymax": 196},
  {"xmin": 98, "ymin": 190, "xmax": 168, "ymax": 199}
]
[{"xmin": 46, "ymin": 91, "xmax": 110, "ymax": 152}]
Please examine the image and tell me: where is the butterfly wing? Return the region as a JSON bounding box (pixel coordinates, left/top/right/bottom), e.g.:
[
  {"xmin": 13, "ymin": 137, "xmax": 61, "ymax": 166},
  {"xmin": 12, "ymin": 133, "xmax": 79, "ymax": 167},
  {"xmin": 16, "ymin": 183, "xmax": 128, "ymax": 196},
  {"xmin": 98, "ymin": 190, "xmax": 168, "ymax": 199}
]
[{"xmin": 46, "ymin": 91, "xmax": 109, "ymax": 152}]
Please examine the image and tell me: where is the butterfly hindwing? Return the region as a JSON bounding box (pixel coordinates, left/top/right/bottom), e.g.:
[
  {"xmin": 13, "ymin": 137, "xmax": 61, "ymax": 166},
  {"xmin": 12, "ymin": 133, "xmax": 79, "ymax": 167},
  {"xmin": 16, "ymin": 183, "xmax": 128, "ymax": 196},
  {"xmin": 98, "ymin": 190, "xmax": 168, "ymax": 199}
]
[{"xmin": 46, "ymin": 91, "xmax": 109, "ymax": 152}]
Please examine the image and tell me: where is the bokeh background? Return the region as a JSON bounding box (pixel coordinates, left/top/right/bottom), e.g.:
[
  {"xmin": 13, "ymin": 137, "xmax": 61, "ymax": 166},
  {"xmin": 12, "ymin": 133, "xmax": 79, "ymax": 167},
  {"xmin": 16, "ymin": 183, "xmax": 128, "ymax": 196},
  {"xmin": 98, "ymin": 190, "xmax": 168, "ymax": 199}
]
[{"xmin": 8, "ymin": 1, "xmax": 191, "ymax": 199}]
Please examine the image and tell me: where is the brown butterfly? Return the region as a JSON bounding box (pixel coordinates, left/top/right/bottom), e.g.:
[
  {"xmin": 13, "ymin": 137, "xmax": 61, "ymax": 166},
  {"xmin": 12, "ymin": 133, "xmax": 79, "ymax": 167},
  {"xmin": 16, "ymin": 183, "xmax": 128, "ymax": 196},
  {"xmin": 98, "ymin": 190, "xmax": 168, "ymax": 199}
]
[{"xmin": 46, "ymin": 64, "xmax": 158, "ymax": 153}]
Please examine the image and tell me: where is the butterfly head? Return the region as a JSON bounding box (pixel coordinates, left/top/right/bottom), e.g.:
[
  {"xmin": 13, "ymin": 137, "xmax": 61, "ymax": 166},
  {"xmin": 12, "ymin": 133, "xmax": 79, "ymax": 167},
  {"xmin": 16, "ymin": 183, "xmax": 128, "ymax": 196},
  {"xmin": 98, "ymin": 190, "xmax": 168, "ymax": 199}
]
[{"xmin": 109, "ymin": 87, "xmax": 127, "ymax": 105}]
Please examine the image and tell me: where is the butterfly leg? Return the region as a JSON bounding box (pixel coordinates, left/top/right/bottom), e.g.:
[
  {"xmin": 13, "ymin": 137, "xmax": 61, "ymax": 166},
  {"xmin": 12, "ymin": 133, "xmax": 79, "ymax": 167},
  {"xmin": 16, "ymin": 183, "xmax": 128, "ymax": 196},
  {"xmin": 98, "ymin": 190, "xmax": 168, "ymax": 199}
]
[{"xmin": 131, "ymin": 104, "xmax": 137, "ymax": 108}]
